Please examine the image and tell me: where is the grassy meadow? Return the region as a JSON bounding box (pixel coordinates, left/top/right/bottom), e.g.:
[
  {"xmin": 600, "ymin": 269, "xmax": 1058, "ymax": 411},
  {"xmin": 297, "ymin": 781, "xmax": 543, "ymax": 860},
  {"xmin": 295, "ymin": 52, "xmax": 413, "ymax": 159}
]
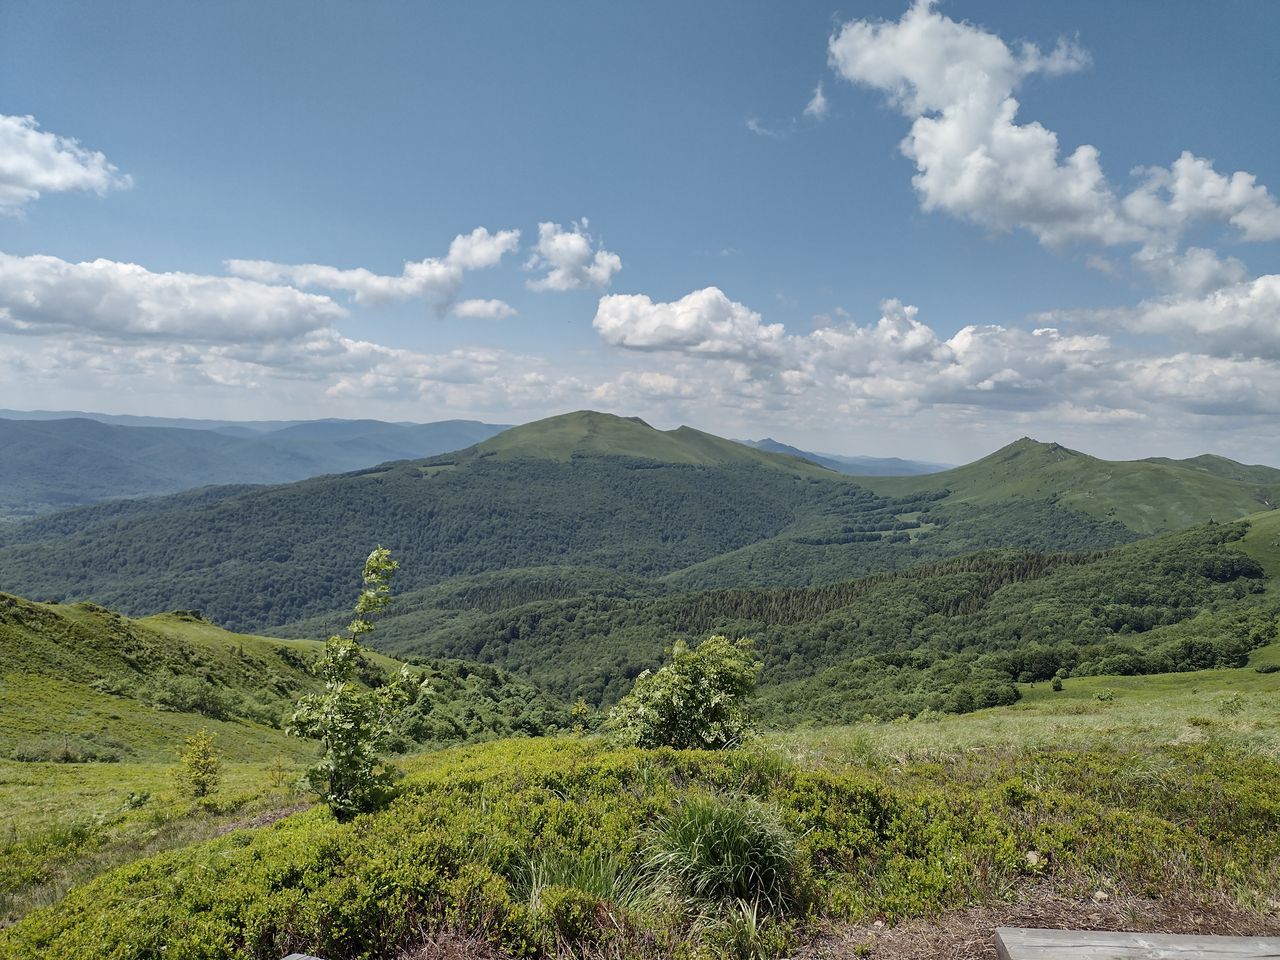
[{"xmin": 2, "ymin": 641, "xmax": 1277, "ymax": 955}]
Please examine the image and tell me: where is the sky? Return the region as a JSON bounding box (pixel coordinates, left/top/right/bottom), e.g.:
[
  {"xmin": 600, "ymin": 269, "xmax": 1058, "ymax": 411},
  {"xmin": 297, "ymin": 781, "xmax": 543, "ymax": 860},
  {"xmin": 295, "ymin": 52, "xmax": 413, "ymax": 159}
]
[{"xmin": 1, "ymin": 0, "xmax": 1278, "ymax": 463}]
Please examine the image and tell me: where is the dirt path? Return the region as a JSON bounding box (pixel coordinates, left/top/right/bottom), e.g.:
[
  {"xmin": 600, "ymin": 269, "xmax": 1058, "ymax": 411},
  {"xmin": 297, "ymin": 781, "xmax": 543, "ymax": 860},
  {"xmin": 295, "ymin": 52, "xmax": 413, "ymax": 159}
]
[{"xmin": 795, "ymin": 885, "xmax": 1280, "ymax": 959}]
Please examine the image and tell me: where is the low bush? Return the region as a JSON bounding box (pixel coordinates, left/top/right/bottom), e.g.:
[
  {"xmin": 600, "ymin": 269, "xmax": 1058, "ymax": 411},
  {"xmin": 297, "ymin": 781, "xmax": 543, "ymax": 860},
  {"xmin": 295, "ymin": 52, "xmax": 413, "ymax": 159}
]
[
  {"xmin": 10, "ymin": 734, "xmax": 127, "ymax": 763},
  {"xmin": 3, "ymin": 738, "xmax": 1277, "ymax": 960}
]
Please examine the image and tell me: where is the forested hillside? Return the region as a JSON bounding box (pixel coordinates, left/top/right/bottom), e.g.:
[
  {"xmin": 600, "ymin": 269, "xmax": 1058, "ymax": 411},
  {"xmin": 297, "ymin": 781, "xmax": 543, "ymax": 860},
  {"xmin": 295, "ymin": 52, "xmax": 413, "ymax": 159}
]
[
  {"xmin": 0, "ymin": 416, "xmax": 507, "ymax": 519},
  {"xmin": 279, "ymin": 518, "xmax": 1277, "ymax": 717}
]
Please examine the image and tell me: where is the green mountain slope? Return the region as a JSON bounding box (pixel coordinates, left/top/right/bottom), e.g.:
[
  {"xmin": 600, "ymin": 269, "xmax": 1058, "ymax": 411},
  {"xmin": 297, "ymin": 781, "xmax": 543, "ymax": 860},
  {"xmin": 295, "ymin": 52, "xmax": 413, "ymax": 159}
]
[
  {"xmin": 477, "ymin": 410, "xmax": 836, "ymax": 473},
  {"xmin": 858, "ymin": 437, "xmax": 1280, "ymax": 534},
  {"xmin": 0, "ymin": 592, "xmax": 566, "ymax": 762}
]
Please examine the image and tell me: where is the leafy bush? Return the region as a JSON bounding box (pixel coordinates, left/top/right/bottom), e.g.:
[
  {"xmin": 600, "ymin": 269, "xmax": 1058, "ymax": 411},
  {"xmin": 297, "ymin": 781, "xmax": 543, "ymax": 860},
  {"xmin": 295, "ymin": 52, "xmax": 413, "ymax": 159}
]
[
  {"xmin": 288, "ymin": 547, "xmax": 419, "ymax": 820},
  {"xmin": 609, "ymin": 635, "xmax": 761, "ymax": 749}
]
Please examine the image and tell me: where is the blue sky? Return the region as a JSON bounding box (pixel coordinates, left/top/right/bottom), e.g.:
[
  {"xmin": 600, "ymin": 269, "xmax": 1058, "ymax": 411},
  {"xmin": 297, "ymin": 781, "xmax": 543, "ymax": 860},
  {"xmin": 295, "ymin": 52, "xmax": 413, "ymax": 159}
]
[{"xmin": 2, "ymin": 0, "xmax": 1278, "ymax": 462}]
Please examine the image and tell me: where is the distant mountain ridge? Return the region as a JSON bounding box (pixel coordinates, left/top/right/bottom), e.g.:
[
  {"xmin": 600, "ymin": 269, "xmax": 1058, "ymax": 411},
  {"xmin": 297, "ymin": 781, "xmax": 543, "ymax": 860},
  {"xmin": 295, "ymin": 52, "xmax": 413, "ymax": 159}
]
[
  {"xmin": 740, "ymin": 438, "xmax": 950, "ymax": 476},
  {"xmin": 0, "ymin": 414, "xmax": 510, "ymax": 519}
]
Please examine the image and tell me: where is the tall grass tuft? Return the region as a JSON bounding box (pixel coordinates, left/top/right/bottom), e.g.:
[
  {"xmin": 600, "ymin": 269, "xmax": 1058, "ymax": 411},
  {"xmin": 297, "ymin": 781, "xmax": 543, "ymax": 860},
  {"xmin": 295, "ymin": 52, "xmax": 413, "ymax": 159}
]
[
  {"xmin": 511, "ymin": 851, "xmax": 657, "ymax": 915},
  {"xmin": 646, "ymin": 793, "xmax": 798, "ymax": 912}
]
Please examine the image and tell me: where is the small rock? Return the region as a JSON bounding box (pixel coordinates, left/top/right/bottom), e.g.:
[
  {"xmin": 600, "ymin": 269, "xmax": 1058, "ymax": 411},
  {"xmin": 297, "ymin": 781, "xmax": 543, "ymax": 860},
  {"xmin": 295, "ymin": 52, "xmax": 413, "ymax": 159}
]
[
  {"xmin": 1025, "ymin": 850, "xmax": 1041, "ymax": 867},
  {"xmin": 1091, "ymin": 890, "xmax": 1110, "ymax": 903}
]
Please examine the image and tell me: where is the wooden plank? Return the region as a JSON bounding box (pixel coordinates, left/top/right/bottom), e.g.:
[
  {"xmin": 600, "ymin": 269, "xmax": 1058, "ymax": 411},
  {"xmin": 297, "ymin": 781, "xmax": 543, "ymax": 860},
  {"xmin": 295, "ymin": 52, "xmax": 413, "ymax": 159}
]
[{"xmin": 995, "ymin": 927, "xmax": 1280, "ymax": 959}]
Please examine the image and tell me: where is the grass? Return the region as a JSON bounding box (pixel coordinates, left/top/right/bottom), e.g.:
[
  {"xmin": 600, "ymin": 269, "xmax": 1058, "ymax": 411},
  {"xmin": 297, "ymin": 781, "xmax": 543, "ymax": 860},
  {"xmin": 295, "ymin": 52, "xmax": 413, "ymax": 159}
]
[
  {"xmin": 1240, "ymin": 507, "xmax": 1280, "ymax": 578},
  {"xmin": 0, "ymin": 592, "xmax": 405, "ymax": 762},
  {"xmin": 0, "ymin": 757, "xmax": 310, "ymax": 924},
  {"xmin": 777, "ymin": 641, "xmax": 1280, "ymax": 759},
  {"xmin": 647, "ymin": 793, "xmax": 798, "ymax": 911}
]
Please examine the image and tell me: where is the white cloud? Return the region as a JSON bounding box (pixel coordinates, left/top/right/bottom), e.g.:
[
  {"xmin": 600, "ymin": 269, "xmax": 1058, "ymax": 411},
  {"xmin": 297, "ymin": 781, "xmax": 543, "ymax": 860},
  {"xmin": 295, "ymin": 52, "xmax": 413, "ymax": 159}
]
[
  {"xmin": 1123, "ymin": 274, "xmax": 1280, "ymax": 360},
  {"xmin": 454, "ymin": 298, "xmax": 516, "ymax": 320},
  {"xmin": 0, "ymin": 252, "xmax": 344, "ymax": 343},
  {"xmin": 827, "ymin": 1, "xmax": 1280, "ymax": 255},
  {"xmin": 587, "ymin": 285, "xmax": 1280, "ymax": 430},
  {"xmin": 594, "ymin": 287, "xmax": 787, "ymax": 360},
  {"xmin": 1131, "ymin": 245, "xmax": 1247, "ymax": 297},
  {"xmin": 1125, "ymin": 152, "xmax": 1280, "ymax": 243},
  {"xmin": 591, "ymin": 369, "xmax": 700, "ymax": 405},
  {"xmin": 804, "ymin": 83, "xmax": 829, "ymax": 120},
  {"xmin": 746, "ymin": 117, "xmax": 789, "ymax": 139},
  {"xmin": 227, "ymin": 227, "xmax": 520, "ymax": 310},
  {"xmin": 0, "ymin": 243, "xmax": 583, "ymax": 418},
  {"xmin": 0, "ymin": 114, "xmax": 132, "ymax": 214},
  {"xmin": 525, "ymin": 220, "xmax": 621, "ymax": 291}
]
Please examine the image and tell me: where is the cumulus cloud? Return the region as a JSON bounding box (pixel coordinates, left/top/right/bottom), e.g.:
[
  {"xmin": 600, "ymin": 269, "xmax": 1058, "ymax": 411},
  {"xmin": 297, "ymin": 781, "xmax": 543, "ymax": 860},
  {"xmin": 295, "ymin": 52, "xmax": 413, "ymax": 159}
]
[
  {"xmin": 0, "ymin": 114, "xmax": 132, "ymax": 214},
  {"xmin": 454, "ymin": 298, "xmax": 516, "ymax": 320},
  {"xmin": 0, "ymin": 252, "xmax": 345, "ymax": 343},
  {"xmin": 227, "ymin": 226, "xmax": 520, "ymax": 310},
  {"xmin": 526, "ymin": 220, "xmax": 621, "ymax": 291},
  {"xmin": 804, "ymin": 83, "xmax": 829, "ymax": 120},
  {"xmin": 1131, "ymin": 245, "xmax": 1247, "ymax": 297},
  {"xmin": 591, "ymin": 369, "xmax": 700, "ymax": 405},
  {"xmin": 586, "ymin": 284, "xmax": 1280, "ymax": 430},
  {"xmin": 1122, "ymin": 274, "xmax": 1280, "ymax": 360},
  {"xmin": 1125, "ymin": 152, "xmax": 1280, "ymax": 243},
  {"xmin": 0, "ymin": 244, "xmax": 579, "ymax": 416},
  {"xmin": 827, "ymin": 1, "xmax": 1280, "ymax": 256},
  {"xmin": 594, "ymin": 287, "xmax": 787, "ymax": 360}
]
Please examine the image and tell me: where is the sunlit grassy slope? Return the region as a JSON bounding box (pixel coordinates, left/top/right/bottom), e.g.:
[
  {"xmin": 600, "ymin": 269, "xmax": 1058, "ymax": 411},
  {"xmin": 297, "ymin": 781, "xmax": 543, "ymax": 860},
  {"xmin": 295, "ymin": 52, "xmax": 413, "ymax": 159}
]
[
  {"xmin": 472, "ymin": 409, "xmax": 836, "ymax": 474},
  {"xmin": 5, "ymin": 666, "xmax": 1279, "ymax": 959},
  {"xmin": 782, "ymin": 640, "xmax": 1280, "ymax": 759},
  {"xmin": 1239, "ymin": 507, "xmax": 1280, "ymax": 579},
  {"xmin": 858, "ymin": 438, "xmax": 1280, "ymax": 535},
  {"xmin": 0, "ymin": 594, "xmax": 336, "ymax": 762}
]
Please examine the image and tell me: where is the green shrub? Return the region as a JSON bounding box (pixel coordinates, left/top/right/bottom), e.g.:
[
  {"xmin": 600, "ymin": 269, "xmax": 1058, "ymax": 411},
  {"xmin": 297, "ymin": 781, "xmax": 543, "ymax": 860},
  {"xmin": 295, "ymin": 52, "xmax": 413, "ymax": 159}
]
[
  {"xmin": 288, "ymin": 547, "xmax": 419, "ymax": 820},
  {"xmin": 10, "ymin": 734, "xmax": 125, "ymax": 763},
  {"xmin": 609, "ymin": 636, "xmax": 762, "ymax": 750},
  {"xmin": 4, "ymin": 738, "xmax": 1280, "ymax": 960},
  {"xmin": 174, "ymin": 729, "xmax": 221, "ymax": 799},
  {"xmin": 646, "ymin": 793, "xmax": 798, "ymax": 912}
]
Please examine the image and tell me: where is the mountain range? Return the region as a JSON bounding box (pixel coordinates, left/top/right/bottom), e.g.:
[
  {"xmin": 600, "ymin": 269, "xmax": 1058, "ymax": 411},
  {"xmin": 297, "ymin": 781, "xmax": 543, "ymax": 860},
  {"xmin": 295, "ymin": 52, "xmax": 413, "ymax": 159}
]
[
  {"xmin": 0, "ymin": 409, "xmax": 953, "ymax": 520},
  {"xmin": 0, "ymin": 415, "xmax": 510, "ymax": 519},
  {"xmin": 1, "ymin": 410, "xmax": 1276, "ymax": 635}
]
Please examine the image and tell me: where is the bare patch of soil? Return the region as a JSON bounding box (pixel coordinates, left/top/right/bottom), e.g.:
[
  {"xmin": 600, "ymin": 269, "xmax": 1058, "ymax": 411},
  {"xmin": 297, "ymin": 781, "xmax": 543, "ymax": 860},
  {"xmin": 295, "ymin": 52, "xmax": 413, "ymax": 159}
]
[
  {"xmin": 796, "ymin": 885, "xmax": 1280, "ymax": 959},
  {"xmin": 212, "ymin": 801, "xmax": 310, "ymax": 837},
  {"xmin": 396, "ymin": 930, "xmax": 509, "ymax": 960}
]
